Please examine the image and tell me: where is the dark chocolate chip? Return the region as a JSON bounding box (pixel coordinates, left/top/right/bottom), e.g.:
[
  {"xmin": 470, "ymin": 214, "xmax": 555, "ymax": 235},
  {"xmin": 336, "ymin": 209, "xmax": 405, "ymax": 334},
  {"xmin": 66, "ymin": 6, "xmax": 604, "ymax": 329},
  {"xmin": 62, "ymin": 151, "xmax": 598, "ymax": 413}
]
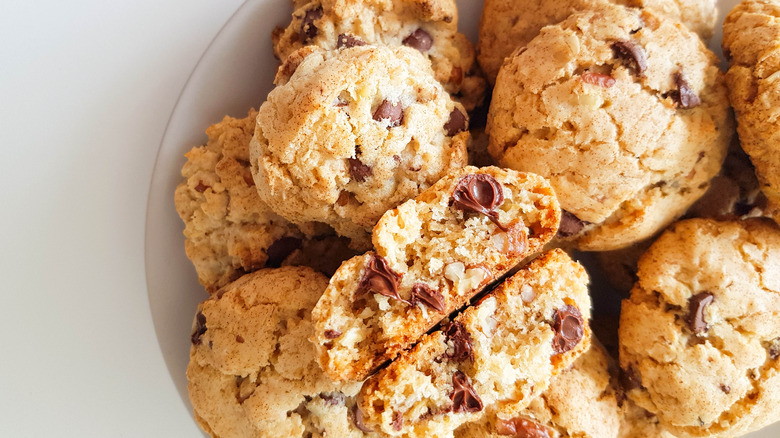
[
  {"xmin": 235, "ymin": 335, "xmax": 244, "ymax": 343},
  {"xmin": 300, "ymin": 6, "xmax": 323, "ymax": 42},
  {"xmin": 194, "ymin": 181, "xmax": 210, "ymax": 193},
  {"xmin": 495, "ymin": 416, "xmax": 552, "ymax": 438},
  {"xmin": 320, "ymin": 392, "xmax": 346, "ymax": 406},
  {"xmin": 720, "ymin": 384, "xmax": 731, "ymax": 394},
  {"xmin": 551, "ymin": 305, "xmax": 584, "ymax": 354},
  {"xmin": 337, "ymin": 33, "xmax": 366, "ymax": 48},
  {"xmin": 402, "ymin": 28, "xmax": 433, "ymax": 52},
  {"xmin": 450, "ymin": 371, "xmax": 483, "ymax": 413},
  {"xmin": 687, "ymin": 292, "xmax": 714, "ymax": 335},
  {"xmin": 348, "ymin": 157, "xmax": 372, "ymax": 182},
  {"xmin": 265, "ymin": 237, "xmax": 303, "ymax": 268},
  {"xmin": 410, "ymin": 283, "xmax": 446, "ymax": 312},
  {"xmin": 611, "ymin": 41, "xmax": 648, "ymax": 74},
  {"xmin": 324, "ymin": 329, "xmax": 342, "ymax": 339},
  {"xmin": 444, "ymin": 322, "xmax": 474, "ymax": 362},
  {"xmin": 451, "ymin": 174, "xmax": 506, "ymax": 230},
  {"xmin": 373, "ymin": 99, "xmax": 404, "ymax": 128},
  {"xmin": 392, "ymin": 412, "xmax": 404, "ymax": 431},
  {"xmin": 557, "ymin": 210, "xmax": 589, "ymax": 238},
  {"xmin": 668, "ymin": 72, "xmax": 701, "ymax": 109},
  {"xmin": 444, "ymin": 108, "xmax": 468, "ymax": 136},
  {"xmin": 357, "ymin": 254, "xmax": 407, "ymax": 304},
  {"xmin": 581, "ymin": 72, "xmax": 616, "ymax": 88},
  {"xmin": 191, "ymin": 311, "xmax": 207, "ymax": 345},
  {"xmin": 619, "ymin": 366, "xmax": 643, "ymax": 391}
]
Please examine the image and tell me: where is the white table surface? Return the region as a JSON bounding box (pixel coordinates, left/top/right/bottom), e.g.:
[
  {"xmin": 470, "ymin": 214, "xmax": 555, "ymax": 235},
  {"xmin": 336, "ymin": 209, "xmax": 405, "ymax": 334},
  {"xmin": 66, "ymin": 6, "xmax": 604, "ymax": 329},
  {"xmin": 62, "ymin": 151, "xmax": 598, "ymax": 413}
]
[{"xmin": 0, "ymin": 1, "xmax": 242, "ymax": 436}]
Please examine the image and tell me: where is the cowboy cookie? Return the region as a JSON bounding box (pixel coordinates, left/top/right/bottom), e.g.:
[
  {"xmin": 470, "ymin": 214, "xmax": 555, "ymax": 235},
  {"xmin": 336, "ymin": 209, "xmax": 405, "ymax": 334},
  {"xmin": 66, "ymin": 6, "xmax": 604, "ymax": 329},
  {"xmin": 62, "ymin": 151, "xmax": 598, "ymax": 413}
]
[{"xmin": 312, "ymin": 166, "xmax": 561, "ymax": 382}]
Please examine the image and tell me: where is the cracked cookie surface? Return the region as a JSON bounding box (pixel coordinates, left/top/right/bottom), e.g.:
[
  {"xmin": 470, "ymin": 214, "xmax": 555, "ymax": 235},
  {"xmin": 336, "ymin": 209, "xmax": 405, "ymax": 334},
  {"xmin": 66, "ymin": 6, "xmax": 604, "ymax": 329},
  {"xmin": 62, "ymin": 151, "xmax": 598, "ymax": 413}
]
[
  {"xmin": 250, "ymin": 45, "xmax": 469, "ymax": 249},
  {"xmin": 272, "ymin": 0, "xmax": 486, "ymax": 110},
  {"xmin": 357, "ymin": 249, "xmax": 592, "ymax": 437},
  {"xmin": 487, "ymin": 4, "xmax": 732, "ymax": 251},
  {"xmin": 477, "ymin": 0, "xmax": 718, "ymax": 84},
  {"xmin": 312, "ymin": 166, "xmax": 561, "ymax": 382},
  {"xmin": 619, "ymin": 218, "xmax": 780, "ymax": 437},
  {"xmin": 186, "ymin": 267, "xmax": 373, "ymax": 438},
  {"xmin": 723, "ymin": 0, "xmax": 780, "ymax": 226},
  {"xmin": 174, "ymin": 110, "xmax": 336, "ymax": 293}
]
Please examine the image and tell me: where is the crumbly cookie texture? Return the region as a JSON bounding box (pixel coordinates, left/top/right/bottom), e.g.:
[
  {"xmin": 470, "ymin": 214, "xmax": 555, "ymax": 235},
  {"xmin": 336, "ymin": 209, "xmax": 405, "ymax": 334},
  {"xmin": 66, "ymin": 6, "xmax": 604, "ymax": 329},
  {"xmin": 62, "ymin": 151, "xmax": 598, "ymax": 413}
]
[
  {"xmin": 619, "ymin": 218, "xmax": 780, "ymax": 437},
  {"xmin": 250, "ymin": 45, "xmax": 469, "ymax": 249},
  {"xmin": 272, "ymin": 0, "xmax": 486, "ymax": 110},
  {"xmin": 488, "ymin": 5, "xmax": 732, "ymax": 251},
  {"xmin": 455, "ymin": 342, "xmax": 621, "ymax": 438},
  {"xmin": 723, "ymin": 0, "xmax": 780, "ymax": 225},
  {"xmin": 174, "ymin": 110, "xmax": 333, "ymax": 293},
  {"xmin": 187, "ymin": 267, "xmax": 372, "ymax": 438},
  {"xmin": 356, "ymin": 249, "xmax": 592, "ymax": 437},
  {"xmin": 477, "ymin": 0, "xmax": 717, "ymax": 84},
  {"xmin": 312, "ymin": 166, "xmax": 561, "ymax": 382}
]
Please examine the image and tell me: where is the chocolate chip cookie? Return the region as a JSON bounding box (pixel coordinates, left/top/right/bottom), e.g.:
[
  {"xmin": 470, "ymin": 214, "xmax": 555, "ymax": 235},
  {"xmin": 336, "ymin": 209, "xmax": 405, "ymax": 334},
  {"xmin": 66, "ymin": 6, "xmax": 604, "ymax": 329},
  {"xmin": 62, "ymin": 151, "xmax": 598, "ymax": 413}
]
[
  {"xmin": 187, "ymin": 267, "xmax": 371, "ymax": 437},
  {"xmin": 477, "ymin": 0, "xmax": 718, "ymax": 84},
  {"xmin": 250, "ymin": 45, "xmax": 469, "ymax": 249},
  {"xmin": 488, "ymin": 4, "xmax": 733, "ymax": 251},
  {"xmin": 723, "ymin": 0, "xmax": 780, "ymax": 226},
  {"xmin": 312, "ymin": 166, "xmax": 561, "ymax": 382},
  {"xmin": 174, "ymin": 110, "xmax": 334, "ymax": 293},
  {"xmin": 619, "ymin": 218, "xmax": 780, "ymax": 437},
  {"xmin": 272, "ymin": 0, "xmax": 486, "ymax": 110},
  {"xmin": 355, "ymin": 249, "xmax": 591, "ymax": 437}
]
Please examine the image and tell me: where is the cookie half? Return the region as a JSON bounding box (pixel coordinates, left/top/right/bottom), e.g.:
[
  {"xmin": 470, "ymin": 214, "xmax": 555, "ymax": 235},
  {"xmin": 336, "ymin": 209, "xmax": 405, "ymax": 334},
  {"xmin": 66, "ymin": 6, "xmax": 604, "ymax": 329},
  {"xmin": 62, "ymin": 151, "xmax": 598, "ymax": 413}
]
[
  {"xmin": 356, "ymin": 249, "xmax": 591, "ymax": 436},
  {"xmin": 312, "ymin": 166, "xmax": 561, "ymax": 382}
]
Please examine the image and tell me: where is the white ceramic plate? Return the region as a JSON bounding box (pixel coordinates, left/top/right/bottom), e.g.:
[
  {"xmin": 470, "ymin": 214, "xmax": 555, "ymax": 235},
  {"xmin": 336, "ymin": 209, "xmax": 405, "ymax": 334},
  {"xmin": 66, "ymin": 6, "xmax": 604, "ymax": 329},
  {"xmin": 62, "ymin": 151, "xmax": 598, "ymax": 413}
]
[{"xmin": 145, "ymin": 0, "xmax": 776, "ymax": 435}]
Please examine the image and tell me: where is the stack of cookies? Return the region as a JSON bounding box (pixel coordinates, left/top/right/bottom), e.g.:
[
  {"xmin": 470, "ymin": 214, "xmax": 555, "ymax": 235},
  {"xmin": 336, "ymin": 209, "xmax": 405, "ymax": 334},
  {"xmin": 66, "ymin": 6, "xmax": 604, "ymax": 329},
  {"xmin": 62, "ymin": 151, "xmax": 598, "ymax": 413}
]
[{"xmin": 174, "ymin": 0, "xmax": 780, "ymax": 437}]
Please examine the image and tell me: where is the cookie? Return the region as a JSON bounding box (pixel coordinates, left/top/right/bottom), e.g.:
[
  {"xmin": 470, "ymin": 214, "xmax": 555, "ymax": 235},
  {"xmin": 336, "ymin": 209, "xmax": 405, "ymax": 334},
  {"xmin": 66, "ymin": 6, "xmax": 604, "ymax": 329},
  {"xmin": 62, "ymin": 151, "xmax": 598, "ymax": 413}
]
[
  {"xmin": 174, "ymin": 110, "xmax": 333, "ymax": 293},
  {"xmin": 488, "ymin": 5, "xmax": 733, "ymax": 251},
  {"xmin": 250, "ymin": 45, "xmax": 469, "ymax": 248},
  {"xmin": 619, "ymin": 218, "xmax": 780, "ymax": 437},
  {"xmin": 455, "ymin": 342, "xmax": 621, "ymax": 438},
  {"xmin": 312, "ymin": 166, "xmax": 561, "ymax": 382},
  {"xmin": 477, "ymin": 0, "xmax": 718, "ymax": 84},
  {"xmin": 355, "ymin": 249, "xmax": 592, "ymax": 436},
  {"xmin": 723, "ymin": 0, "xmax": 780, "ymax": 225},
  {"xmin": 272, "ymin": 0, "xmax": 486, "ymax": 110},
  {"xmin": 186, "ymin": 267, "xmax": 372, "ymax": 437}
]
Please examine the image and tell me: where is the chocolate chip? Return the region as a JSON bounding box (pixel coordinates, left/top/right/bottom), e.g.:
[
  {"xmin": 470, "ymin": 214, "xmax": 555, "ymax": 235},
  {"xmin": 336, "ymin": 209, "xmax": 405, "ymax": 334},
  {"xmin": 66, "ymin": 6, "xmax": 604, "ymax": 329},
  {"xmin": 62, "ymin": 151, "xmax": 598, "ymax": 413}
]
[
  {"xmin": 348, "ymin": 156, "xmax": 372, "ymax": 182},
  {"xmin": 410, "ymin": 283, "xmax": 445, "ymax": 312},
  {"xmin": 191, "ymin": 311, "xmax": 207, "ymax": 345},
  {"xmin": 668, "ymin": 72, "xmax": 701, "ymax": 109},
  {"xmin": 581, "ymin": 72, "xmax": 616, "ymax": 88},
  {"xmin": 300, "ymin": 6, "xmax": 323, "ymax": 42},
  {"xmin": 324, "ymin": 329, "xmax": 342, "ymax": 339},
  {"xmin": 320, "ymin": 392, "xmax": 346, "ymax": 406},
  {"xmin": 720, "ymin": 384, "xmax": 731, "ymax": 394},
  {"xmin": 336, "ymin": 33, "xmax": 366, "ymax": 48},
  {"xmin": 495, "ymin": 416, "xmax": 552, "ymax": 438},
  {"xmin": 265, "ymin": 237, "xmax": 303, "ymax": 267},
  {"xmin": 402, "ymin": 28, "xmax": 433, "ymax": 52},
  {"xmin": 444, "ymin": 322, "xmax": 474, "ymax": 362},
  {"xmin": 451, "ymin": 174, "xmax": 506, "ymax": 230},
  {"xmin": 619, "ymin": 366, "xmax": 643, "ymax": 391},
  {"xmin": 450, "ymin": 371, "xmax": 483, "ymax": 413},
  {"xmin": 194, "ymin": 181, "xmax": 210, "ymax": 193},
  {"xmin": 444, "ymin": 108, "xmax": 468, "ymax": 136},
  {"xmin": 767, "ymin": 338, "xmax": 780, "ymax": 360},
  {"xmin": 392, "ymin": 412, "xmax": 404, "ymax": 431},
  {"xmin": 357, "ymin": 254, "xmax": 407, "ymax": 304},
  {"xmin": 551, "ymin": 305, "xmax": 584, "ymax": 354},
  {"xmin": 235, "ymin": 335, "xmax": 244, "ymax": 343},
  {"xmin": 373, "ymin": 99, "xmax": 404, "ymax": 128},
  {"xmin": 557, "ymin": 210, "xmax": 589, "ymax": 238},
  {"xmin": 687, "ymin": 292, "xmax": 714, "ymax": 335},
  {"xmin": 611, "ymin": 41, "xmax": 648, "ymax": 74}
]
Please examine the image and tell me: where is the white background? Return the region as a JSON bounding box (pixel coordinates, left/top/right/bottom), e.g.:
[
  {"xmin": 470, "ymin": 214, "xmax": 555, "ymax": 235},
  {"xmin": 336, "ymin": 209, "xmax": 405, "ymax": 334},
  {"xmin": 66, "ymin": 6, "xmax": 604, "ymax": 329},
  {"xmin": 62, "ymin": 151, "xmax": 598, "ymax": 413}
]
[{"xmin": 0, "ymin": 1, "xmax": 241, "ymax": 436}]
